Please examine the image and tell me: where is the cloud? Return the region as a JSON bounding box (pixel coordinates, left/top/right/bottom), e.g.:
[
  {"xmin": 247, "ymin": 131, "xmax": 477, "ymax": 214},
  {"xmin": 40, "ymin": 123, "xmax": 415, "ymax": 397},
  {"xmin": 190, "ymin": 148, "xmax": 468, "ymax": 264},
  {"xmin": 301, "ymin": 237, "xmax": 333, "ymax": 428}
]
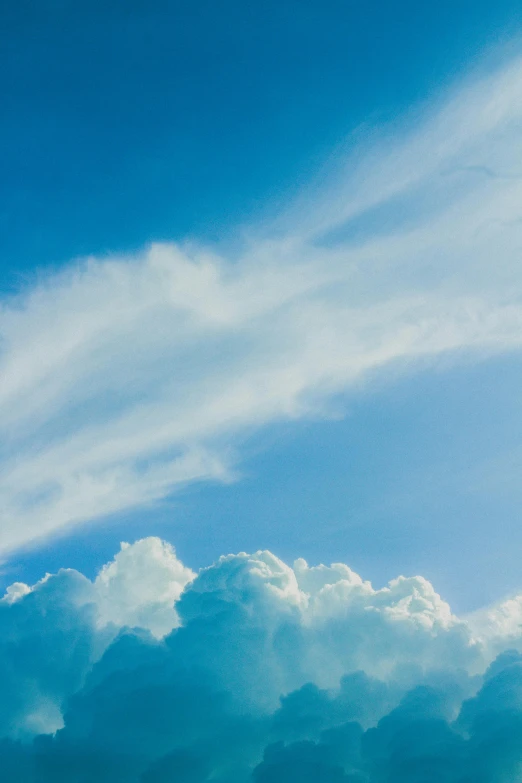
[
  {"xmin": 2, "ymin": 537, "xmax": 522, "ymax": 780},
  {"xmin": 0, "ymin": 538, "xmax": 191, "ymax": 739},
  {"xmin": 3, "ymin": 55, "xmax": 522, "ymax": 549},
  {"xmin": 93, "ymin": 537, "xmax": 195, "ymax": 638}
]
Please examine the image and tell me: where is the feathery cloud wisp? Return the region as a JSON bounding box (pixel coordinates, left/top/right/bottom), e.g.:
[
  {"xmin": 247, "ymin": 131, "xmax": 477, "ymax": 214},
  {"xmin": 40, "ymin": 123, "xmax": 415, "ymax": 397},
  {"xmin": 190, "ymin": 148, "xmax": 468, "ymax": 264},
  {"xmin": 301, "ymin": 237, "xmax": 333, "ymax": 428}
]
[{"xmin": 3, "ymin": 56, "xmax": 522, "ymax": 549}]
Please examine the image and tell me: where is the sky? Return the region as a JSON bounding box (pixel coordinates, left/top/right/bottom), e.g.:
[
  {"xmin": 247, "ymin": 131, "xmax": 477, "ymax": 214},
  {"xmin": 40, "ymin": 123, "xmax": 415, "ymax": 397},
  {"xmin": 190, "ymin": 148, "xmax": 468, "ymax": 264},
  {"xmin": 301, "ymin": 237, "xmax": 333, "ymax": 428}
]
[
  {"xmin": 3, "ymin": 3, "xmax": 522, "ymax": 779},
  {"xmin": 2, "ymin": 0, "xmax": 522, "ymax": 608}
]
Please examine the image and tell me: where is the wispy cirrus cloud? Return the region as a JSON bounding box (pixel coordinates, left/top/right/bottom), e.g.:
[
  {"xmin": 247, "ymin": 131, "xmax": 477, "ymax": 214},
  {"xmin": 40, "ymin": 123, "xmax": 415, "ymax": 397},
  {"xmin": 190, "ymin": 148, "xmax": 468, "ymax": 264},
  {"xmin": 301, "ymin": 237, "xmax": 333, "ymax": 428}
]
[{"xmin": 3, "ymin": 53, "xmax": 522, "ymax": 552}]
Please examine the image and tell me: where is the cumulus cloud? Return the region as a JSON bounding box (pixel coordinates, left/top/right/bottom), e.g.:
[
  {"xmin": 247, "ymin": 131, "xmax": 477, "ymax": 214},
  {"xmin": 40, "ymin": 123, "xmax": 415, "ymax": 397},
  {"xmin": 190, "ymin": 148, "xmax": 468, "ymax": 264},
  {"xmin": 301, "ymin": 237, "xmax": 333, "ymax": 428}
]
[
  {"xmin": 93, "ymin": 537, "xmax": 194, "ymax": 638},
  {"xmin": 2, "ymin": 537, "xmax": 522, "ymax": 780},
  {"xmin": 2, "ymin": 54, "xmax": 522, "ymax": 549}
]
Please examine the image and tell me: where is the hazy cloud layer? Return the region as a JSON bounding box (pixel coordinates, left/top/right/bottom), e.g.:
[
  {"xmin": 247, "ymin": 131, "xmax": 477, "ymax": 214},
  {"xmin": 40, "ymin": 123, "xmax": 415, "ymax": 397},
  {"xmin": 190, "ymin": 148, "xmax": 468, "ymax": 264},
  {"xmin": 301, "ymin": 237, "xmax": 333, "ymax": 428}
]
[
  {"xmin": 3, "ymin": 55, "xmax": 522, "ymax": 549},
  {"xmin": 1, "ymin": 537, "xmax": 522, "ymax": 780}
]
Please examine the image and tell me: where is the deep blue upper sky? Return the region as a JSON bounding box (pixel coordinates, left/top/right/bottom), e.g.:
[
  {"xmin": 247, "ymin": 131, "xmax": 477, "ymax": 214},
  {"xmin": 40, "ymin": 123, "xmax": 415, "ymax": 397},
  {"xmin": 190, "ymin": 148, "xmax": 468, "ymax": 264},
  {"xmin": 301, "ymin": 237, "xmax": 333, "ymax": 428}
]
[
  {"xmin": 3, "ymin": 1, "xmax": 522, "ymax": 613},
  {"xmin": 2, "ymin": 0, "xmax": 521, "ymax": 286}
]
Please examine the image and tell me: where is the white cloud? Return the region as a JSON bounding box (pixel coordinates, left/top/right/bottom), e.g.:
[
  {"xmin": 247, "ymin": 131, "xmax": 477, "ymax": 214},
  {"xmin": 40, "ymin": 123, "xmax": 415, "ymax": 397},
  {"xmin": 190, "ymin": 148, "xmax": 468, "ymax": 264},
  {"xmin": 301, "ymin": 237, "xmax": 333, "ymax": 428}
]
[
  {"xmin": 0, "ymin": 538, "xmax": 521, "ymax": 747},
  {"xmin": 3, "ymin": 54, "xmax": 522, "ymax": 549},
  {"xmin": 94, "ymin": 537, "xmax": 195, "ymax": 638}
]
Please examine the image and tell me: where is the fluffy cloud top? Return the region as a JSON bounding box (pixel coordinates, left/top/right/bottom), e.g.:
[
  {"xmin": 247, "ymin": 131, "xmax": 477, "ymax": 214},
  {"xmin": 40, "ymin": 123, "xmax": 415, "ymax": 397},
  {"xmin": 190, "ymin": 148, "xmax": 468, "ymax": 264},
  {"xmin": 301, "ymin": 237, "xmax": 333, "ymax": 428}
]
[
  {"xmin": 2, "ymin": 537, "xmax": 522, "ymax": 781},
  {"xmin": 3, "ymin": 54, "xmax": 522, "ymax": 550}
]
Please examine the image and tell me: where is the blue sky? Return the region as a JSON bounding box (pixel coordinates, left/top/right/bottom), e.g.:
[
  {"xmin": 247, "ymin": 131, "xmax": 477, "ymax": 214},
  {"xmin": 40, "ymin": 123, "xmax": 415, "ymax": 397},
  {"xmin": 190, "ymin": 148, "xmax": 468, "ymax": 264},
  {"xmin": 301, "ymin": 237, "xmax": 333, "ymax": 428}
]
[
  {"xmin": 6, "ymin": 4, "xmax": 522, "ymax": 781},
  {"xmin": 2, "ymin": 0, "xmax": 522, "ymax": 617},
  {"xmin": 2, "ymin": 0, "xmax": 521, "ymax": 287},
  {"xmin": 9, "ymin": 350, "xmax": 522, "ymax": 614}
]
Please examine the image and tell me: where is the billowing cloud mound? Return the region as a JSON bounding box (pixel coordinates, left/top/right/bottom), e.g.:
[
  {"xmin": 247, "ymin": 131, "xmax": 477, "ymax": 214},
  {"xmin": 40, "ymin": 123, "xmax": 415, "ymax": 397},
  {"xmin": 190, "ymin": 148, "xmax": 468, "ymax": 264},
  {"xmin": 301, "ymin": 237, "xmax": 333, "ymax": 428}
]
[{"xmin": 2, "ymin": 538, "xmax": 522, "ymax": 781}]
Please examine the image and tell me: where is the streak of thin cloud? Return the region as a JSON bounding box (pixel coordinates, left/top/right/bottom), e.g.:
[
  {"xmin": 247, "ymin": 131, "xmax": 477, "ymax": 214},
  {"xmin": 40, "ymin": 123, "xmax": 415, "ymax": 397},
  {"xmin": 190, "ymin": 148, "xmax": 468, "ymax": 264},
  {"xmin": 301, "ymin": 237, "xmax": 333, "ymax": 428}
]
[{"xmin": 2, "ymin": 52, "xmax": 522, "ymax": 552}]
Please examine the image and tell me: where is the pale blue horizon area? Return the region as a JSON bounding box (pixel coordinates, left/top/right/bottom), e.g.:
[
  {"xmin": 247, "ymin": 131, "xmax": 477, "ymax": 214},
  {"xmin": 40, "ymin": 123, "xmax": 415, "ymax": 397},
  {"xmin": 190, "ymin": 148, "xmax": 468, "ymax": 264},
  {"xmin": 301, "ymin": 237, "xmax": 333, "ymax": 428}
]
[{"xmin": 6, "ymin": 349, "xmax": 522, "ymax": 615}]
